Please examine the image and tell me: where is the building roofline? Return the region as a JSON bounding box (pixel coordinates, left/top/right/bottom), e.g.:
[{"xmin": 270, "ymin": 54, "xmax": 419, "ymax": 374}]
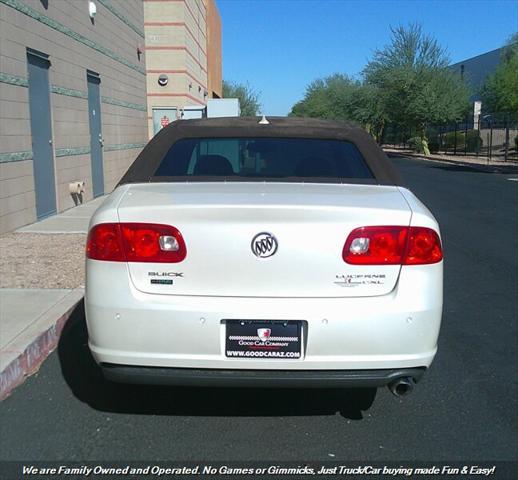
[{"xmin": 449, "ymin": 46, "xmax": 503, "ymax": 67}]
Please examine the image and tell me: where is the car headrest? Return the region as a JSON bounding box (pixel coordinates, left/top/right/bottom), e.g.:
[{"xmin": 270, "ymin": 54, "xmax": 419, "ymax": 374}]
[{"xmin": 193, "ymin": 155, "xmax": 234, "ymax": 176}]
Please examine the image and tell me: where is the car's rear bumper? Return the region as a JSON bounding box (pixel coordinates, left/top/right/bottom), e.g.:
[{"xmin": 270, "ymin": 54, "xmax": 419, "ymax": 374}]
[
  {"xmin": 86, "ymin": 261, "xmax": 442, "ymax": 373},
  {"xmin": 101, "ymin": 364, "xmax": 426, "ymax": 388}
]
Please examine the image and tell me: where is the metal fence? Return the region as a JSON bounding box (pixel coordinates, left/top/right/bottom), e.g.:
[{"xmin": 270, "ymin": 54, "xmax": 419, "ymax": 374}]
[{"xmin": 384, "ymin": 112, "xmax": 518, "ymax": 162}]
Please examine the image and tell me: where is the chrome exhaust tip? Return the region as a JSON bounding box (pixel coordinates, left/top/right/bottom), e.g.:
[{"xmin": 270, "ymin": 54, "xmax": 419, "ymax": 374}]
[{"xmin": 388, "ymin": 377, "xmax": 415, "ymax": 397}]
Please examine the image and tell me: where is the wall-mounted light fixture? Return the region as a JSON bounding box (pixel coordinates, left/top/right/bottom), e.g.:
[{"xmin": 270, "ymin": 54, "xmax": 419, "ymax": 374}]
[
  {"xmin": 158, "ymin": 74, "xmax": 169, "ymax": 86},
  {"xmin": 88, "ymin": 1, "xmax": 97, "ymax": 18}
]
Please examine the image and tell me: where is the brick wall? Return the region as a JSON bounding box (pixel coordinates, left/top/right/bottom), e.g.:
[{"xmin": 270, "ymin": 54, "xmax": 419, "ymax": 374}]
[
  {"xmin": 0, "ymin": 0, "xmax": 148, "ymax": 233},
  {"xmin": 144, "ymin": 0, "xmax": 210, "ymax": 138},
  {"xmin": 205, "ymin": 0, "xmax": 222, "ymax": 99}
]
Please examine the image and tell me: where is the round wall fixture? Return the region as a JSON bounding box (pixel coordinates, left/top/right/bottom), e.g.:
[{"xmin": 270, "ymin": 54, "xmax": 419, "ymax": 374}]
[
  {"xmin": 158, "ymin": 74, "xmax": 169, "ymax": 86},
  {"xmin": 88, "ymin": 1, "xmax": 97, "ymax": 18}
]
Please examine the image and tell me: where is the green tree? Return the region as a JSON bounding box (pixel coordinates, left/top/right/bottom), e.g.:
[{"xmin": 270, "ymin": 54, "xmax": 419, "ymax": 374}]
[
  {"xmin": 222, "ymin": 80, "xmax": 261, "ymax": 116},
  {"xmin": 501, "ymin": 32, "xmax": 518, "ymax": 62},
  {"xmin": 481, "ymin": 33, "xmax": 518, "ymax": 113},
  {"xmin": 290, "ymin": 25, "xmax": 470, "ymax": 149},
  {"xmin": 290, "ymin": 74, "xmax": 358, "ymax": 120},
  {"xmin": 363, "ymin": 24, "xmax": 470, "ymax": 153},
  {"xmin": 289, "ymin": 74, "xmax": 387, "ymax": 140},
  {"xmin": 348, "ymin": 84, "xmax": 387, "ymax": 142}
]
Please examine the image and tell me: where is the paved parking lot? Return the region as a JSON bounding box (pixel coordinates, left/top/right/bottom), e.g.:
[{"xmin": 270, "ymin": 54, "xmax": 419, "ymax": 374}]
[{"xmin": 0, "ymin": 157, "xmax": 517, "ymax": 462}]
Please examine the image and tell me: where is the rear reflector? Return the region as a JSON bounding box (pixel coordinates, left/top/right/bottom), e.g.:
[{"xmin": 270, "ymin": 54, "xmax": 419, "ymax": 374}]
[
  {"xmin": 87, "ymin": 223, "xmax": 186, "ymax": 263},
  {"xmin": 343, "ymin": 226, "xmax": 442, "ymax": 265}
]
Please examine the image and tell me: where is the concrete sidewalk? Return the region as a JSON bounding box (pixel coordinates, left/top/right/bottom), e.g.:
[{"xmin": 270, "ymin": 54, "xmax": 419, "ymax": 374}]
[
  {"xmin": 384, "ymin": 147, "xmax": 518, "ymax": 174},
  {"xmin": 16, "ymin": 196, "xmax": 105, "ymax": 234},
  {"xmin": 0, "ymin": 197, "xmax": 104, "ymax": 400}
]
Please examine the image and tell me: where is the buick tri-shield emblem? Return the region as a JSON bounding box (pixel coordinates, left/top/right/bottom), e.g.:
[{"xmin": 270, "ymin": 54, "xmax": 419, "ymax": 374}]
[{"xmin": 251, "ymin": 232, "xmax": 278, "ymax": 258}]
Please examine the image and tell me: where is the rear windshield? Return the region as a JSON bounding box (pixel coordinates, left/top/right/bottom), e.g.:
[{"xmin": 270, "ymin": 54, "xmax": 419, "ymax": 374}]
[{"xmin": 153, "ymin": 137, "xmax": 373, "ymax": 181}]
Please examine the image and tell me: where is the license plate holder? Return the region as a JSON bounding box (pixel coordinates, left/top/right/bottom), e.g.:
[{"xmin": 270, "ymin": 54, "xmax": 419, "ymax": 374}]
[{"xmin": 225, "ymin": 320, "xmax": 302, "ymax": 359}]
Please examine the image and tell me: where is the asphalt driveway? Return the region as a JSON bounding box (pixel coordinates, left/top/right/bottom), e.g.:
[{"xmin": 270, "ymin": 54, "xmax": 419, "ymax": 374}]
[{"xmin": 1, "ymin": 157, "xmax": 517, "ymax": 463}]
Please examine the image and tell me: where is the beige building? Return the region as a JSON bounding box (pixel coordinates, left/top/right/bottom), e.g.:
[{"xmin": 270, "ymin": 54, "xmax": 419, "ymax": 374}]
[
  {"xmin": 144, "ymin": 0, "xmax": 222, "ymax": 137},
  {"xmin": 0, "ymin": 0, "xmax": 148, "ymax": 234}
]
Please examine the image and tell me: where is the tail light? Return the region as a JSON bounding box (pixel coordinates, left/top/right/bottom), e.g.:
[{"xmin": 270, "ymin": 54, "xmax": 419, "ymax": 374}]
[
  {"xmin": 404, "ymin": 227, "xmax": 443, "ymax": 265},
  {"xmin": 87, "ymin": 223, "xmax": 187, "ymax": 263},
  {"xmin": 343, "ymin": 226, "xmax": 442, "ymax": 265}
]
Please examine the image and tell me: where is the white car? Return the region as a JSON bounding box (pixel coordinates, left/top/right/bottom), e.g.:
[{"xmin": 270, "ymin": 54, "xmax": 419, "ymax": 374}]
[{"xmin": 85, "ymin": 117, "xmax": 443, "ymax": 397}]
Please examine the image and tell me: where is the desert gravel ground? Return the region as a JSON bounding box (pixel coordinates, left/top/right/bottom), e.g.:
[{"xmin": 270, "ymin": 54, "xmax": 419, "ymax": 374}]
[{"xmin": 0, "ymin": 233, "xmax": 86, "ymax": 289}]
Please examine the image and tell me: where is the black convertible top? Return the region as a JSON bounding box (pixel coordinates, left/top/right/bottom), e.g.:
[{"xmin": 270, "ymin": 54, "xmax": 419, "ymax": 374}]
[{"xmin": 118, "ymin": 116, "xmax": 401, "ymax": 185}]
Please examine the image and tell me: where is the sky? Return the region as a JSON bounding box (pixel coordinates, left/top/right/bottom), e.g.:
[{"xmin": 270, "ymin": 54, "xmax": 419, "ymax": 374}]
[{"xmin": 217, "ymin": 0, "xmax": 518, "ymax": 116}]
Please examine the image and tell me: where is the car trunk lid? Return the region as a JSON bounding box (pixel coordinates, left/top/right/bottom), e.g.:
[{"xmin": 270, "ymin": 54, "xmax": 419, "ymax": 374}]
[{"xmin": 117, "ymin": 182, "xmax": 411, "ymax": 298}]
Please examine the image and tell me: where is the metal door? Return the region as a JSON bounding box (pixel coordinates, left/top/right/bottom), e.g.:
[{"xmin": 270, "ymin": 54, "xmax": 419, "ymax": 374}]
[
  {"xmin": 87, "ymin": 71, "xmax": 104, "ymax": 197},
  {"xmin": 27, "ymin": 49, "xmax": 56, "ymax": 219}
]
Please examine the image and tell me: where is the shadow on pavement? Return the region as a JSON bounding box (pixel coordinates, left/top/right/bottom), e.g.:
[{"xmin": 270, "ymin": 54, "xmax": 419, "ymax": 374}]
[
  {"xmin": 58, "ymin": 301, "xmax": 377, "ymax": 420},
  {"xmin": 429, "ymin": 164, "xmax": 490, "ymax": 173}
]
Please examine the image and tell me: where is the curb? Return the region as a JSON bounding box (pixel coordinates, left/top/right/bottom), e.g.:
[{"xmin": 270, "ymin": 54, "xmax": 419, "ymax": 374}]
[
  {"xmin": 385, "ymin": 151, "xmax": 518, "ymax": 174},
  {"xmin": 0, "ymin": 289, "xmax": 84, "ymax": 401}
]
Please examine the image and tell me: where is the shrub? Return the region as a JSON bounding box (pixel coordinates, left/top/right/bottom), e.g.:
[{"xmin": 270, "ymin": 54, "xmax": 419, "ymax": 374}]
[
  {"xmin": 442, "ymin": 131, "xmax": 463, "ymax": 150},
  {"xmin": 407, "ymin": 136, "xmax": 425, "ymax": 153},
  {"xmin": 466, "ymin": 130, "xmax": 483, "ymax": 152},
  {"xmin": 441, "ymin": 129, "xmax": 482, "ymax": 152},
  {"xmin": 428, "ymin": 139, "xmax": 440, "ymax": 153}
]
